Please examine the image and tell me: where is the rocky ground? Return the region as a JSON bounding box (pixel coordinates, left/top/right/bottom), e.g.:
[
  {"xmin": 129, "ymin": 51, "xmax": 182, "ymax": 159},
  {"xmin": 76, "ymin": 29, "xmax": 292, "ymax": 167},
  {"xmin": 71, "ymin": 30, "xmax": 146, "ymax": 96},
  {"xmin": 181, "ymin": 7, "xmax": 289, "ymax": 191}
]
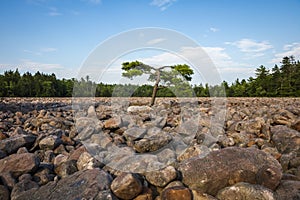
[{"xmin": 0, "ymin": 97, "xmax": 300, "ymax": 200}]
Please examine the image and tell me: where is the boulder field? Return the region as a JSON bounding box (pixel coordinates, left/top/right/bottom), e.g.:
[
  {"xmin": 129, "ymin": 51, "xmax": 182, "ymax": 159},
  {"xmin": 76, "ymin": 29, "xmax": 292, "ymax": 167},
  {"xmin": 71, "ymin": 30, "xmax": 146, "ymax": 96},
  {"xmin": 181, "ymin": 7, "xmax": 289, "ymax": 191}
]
[{"xmin": 0, "ymin": 97, "xmax": 300, "ymax": 200}]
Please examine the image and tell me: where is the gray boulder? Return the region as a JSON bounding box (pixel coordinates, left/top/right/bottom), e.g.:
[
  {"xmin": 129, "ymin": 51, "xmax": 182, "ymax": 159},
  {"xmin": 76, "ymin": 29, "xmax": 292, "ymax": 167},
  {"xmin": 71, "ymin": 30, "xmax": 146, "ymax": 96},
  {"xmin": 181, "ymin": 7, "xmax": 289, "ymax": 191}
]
[{"xmin": 12, "ymin": 168, "xmax": 113, "ymax": 200}]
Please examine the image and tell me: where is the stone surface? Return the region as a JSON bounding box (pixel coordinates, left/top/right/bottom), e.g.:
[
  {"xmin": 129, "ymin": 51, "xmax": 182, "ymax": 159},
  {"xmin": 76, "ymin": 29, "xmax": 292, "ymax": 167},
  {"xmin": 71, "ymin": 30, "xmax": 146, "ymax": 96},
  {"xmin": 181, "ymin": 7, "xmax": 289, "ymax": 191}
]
[
  {"xmin": 13, "ymin": 169, "xmax": 113, "ymax": 200},
  {"xmin": 275, "ymin": 180, "xmax": 300, "ymax": 200},
  {"xmin": 271, "ymin": 125, "xmax": 300, "ymax": 154},
  {"xmin": 0, "ymin": 153, "xmax": 40, "ymax": 178},
  {"xmin": 161, "ymin": 186, "xmax": 192, "ymax": 200},
  {"xmin": 127, "ymin": 106, "xmax": 152, "ymax": 113},
  {"xmin": 0, "ymin": 135, "xmax": 36, "ymax": 155},
  {"xmin": 39, "ymin": 135, "xmax": 61, "ymax": 150},
  {"xmin": 179, "ymin": 147, "xmax": 282, "ymax": 195},
  {"xmin": 133, "ymin": 134, "xmax": 172, "ymax": 153},
  {"xmin": 54, "ymin": 160, "xmax": 77, "ymax": 178},
  {"xmin": 0, "ymin": 185, "xmax": 10, "ymax": 200},
  {"xmin": 145, "ymin": 166, "xmax": 177, "ymax": 187},
  {"xmin": 216, "ymin": 182, "xmax": 275, "ymax": 200},
  {"xmin": 110, "ymin": 172, "xmax": 143, "ymax": 200}
]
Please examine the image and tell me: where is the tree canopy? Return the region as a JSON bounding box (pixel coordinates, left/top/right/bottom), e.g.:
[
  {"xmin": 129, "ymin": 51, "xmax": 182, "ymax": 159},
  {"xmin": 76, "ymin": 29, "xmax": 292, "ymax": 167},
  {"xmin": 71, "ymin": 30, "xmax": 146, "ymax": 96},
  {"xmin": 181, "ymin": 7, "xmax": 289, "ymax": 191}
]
[
  {"xmin": 122, "ymin": 61, "xmax": 194, "ymax": 105},
  {"xmin": 0, "ymin": 56, "xmax": 299, "ymax": 98}
]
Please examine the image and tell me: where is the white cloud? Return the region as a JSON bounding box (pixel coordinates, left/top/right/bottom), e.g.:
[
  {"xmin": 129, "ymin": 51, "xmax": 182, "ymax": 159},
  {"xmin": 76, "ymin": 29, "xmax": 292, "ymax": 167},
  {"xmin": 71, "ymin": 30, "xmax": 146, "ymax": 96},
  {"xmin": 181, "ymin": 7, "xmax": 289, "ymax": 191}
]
[
  {"xmin": 48, "ymin": 7, "xmax": 62, "ymax": 16},
  {"xmin": 226, "ymin": 38, "xmax": 273, "ymax": 53},
  {"xmin": 41, "ymin": 47, "xmax": 57, "ymax": 52},
  {"xmin": 209, "ymin": 27, "xmax": 219, "ymax": 33},
  {"xmin": 150, "ymin": 0, "xmax": 177, "ymax": 11},
  {"xmin": 271, "ymin": 42, "xmax": 300, "ymax": 63},
  {"xmin": 146, "ymin": 38, "xmax": 166, "ymax": 45}
]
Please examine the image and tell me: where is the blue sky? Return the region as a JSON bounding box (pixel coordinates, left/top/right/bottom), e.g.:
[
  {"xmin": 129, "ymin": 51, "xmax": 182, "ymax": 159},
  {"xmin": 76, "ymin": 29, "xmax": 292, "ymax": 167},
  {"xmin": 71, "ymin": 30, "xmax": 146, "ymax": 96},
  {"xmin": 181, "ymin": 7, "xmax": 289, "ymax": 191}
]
[{"xmin": 1, "ymin": 0, "xmax": 300, "ymax": 84}]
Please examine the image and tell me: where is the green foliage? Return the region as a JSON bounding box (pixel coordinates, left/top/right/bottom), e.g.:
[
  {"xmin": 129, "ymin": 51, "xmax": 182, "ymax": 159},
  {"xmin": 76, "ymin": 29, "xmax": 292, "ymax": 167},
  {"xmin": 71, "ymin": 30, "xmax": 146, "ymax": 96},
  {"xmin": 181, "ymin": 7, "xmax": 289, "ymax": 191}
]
[{"xmin": 0, "ymin": 56, "xmax": 299, "ymax": 97}]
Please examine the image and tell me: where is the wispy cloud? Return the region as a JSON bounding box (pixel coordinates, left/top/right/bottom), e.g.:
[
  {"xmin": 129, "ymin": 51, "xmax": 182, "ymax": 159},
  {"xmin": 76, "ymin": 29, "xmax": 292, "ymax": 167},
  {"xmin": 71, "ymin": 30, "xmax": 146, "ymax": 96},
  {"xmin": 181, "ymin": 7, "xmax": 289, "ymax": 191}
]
[
  {"xmin": 41, "ymin": 47, "xmax": 57, "ymax": 52},
  {"xmin": 48, "ymin": 7, "xmax": 62, "ymax": 16},
  {"xmin": 146, "ymin": 38, "xmax": 166, "ymax": 45},
  {"xmin": 226, "ymin": 38, "xmax": 273, "ymax": 53},
  {"xmin": 271, "ymin": 43, "xmax": 300, "ymax": 63},
  {"xmin": 23, "ymin": 47, "xmax": 57, "ymax": 56},
  {"xmin": 150, "ymin": 0, "xmax": 177, "ymax": 11},
  {"xmin": 82, "ymin": 0, "xmax": 101, "ymax": 5},
  {"xmin": 209, "ymin": 27, "xmax": 219, "ymax": 33}
]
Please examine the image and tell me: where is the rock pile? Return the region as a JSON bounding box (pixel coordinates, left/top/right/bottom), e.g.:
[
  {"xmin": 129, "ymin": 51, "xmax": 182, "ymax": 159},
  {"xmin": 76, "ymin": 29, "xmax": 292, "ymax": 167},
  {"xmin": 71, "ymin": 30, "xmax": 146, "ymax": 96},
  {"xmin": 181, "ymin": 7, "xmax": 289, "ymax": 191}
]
[{"xmin": 0, "ymin": 97, "xmax": 299, "ymax": 199}]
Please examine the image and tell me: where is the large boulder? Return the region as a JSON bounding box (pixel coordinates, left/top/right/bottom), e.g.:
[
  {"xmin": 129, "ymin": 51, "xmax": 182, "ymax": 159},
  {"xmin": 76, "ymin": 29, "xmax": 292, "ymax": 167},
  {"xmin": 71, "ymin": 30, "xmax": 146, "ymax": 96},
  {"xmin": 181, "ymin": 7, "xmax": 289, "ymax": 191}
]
[
  {"xmin": 275, "ymin": 180, "xmax": 300, "ymax": 200},
  {"xmin": 0, "ymin": 135, "xmax": 36, "ymax": 155},
  {"xmin": 216, "ymin": 182, "xmax": 275, "ymax": 200},
  {"xmin": 271, "ymin": 125, "xmax": 300, "ymax": 154},
  {"xmin": 0, "ymin": 153, "xmax": 40, "ymax": 178},
  {"xmin": 179, "ymin": 147, "xmax": 282, "ymax": 196},
  {"xmin": 12, "ymin": 168, "xmax": 114, "ymax": 200}
]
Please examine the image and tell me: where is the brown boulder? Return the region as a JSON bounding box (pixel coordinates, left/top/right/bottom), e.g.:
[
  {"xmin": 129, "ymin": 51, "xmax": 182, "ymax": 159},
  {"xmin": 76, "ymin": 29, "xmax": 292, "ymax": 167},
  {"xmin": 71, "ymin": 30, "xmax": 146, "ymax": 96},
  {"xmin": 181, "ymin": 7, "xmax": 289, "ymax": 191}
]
[
  {"xmin": 0, "ymin": 153, "xmax": 40, "ymax": 178},
  {"xmin": 179, "ymin": 147, "xmax": 282, "ymax": 195}
]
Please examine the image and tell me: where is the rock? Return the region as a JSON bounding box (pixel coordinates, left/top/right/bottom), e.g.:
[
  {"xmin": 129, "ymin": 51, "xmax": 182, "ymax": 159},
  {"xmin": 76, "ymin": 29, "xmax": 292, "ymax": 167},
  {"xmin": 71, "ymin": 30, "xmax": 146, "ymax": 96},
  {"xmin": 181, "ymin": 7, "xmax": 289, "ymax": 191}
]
[
  {"xmin": 145, "ymin": 166, "xmax": 177, "ymax": 187},
  {"xmin": 191, "ymin": 190, "xmax": 217, "ymax": 200},
  {"xmin": 39, "ymin": 135, "xmax": 61, "ymax": 150},
  {"xmin": 11, "ymin": 174, "xmax": 39, "ymax": 200},
  {"xmin": 87, "ymin": 105, "xmax": 97, "ymax": 118},
  {"xmin": 0, "ymin": 172, "xmax": 16, "ymax": 189},
  {"xmin": 12, "ymin": 169, "xmax": 113, "ymax": 200},
  {"xmin": 104, "ymin": 116, "xmax": 123, "ymax": 129},
  {"xmin": 0, "ymin": 150, "xmax": 6, "ymax": 159},
  {"xmin": 0, "ymin": 132, "xmax": 8, "ymax": 140},
  {"xmin": 17, "ymin": 147, "xmax": 28, "ymax": 154},
  {"xmin": 177, "ymin": 145, "xmax": 210, "ymax": 162},
  {"xmin": 161, "ymin": 186, "xmax": 192, "ymax": 200},
  {"xmin": 124, "ymin": 127, "xmax": 147, "ymax": 141},
  {"xmin": 0, "ymin": 153, "xmax": 40, "ymax": 178},
  {"xmin": 271, "ymin": 125, "xmax": 300, "ymax": 154},
  {"xmin": 275, "ymin": 180, "xmax": 300, "ymax": 200},
  {"xmin": 133, "ymin": 134, "xmax": 172, "ymax": 153},
  {"xmin": 110, "ymin": 172, "xmax": 143, "ymax": 200},
  {"xmin": 179, "ymin": 147, "xmax": 282, "ymax": 195},
  {"xmin": 127, "ymin": 106, "xmax": 152, "ymax": 113},
  {"xmin": 133, "ymin": 187, "xmax": 153, "ymax": 200},
  {"xmin": 53, "ymin": 154, "xmax": 68, "ymax": 166},
  {"xmin": 33, "ymin": 165, "xmax": 55, "ymax": 185},
  {"xmin": 292, "ymin": 119, "xmax": 300, "ymax": 131},
  {"xmin": 68, "ymin": 146, "xmax": 87, "ymax": 161},
  {"xmin": 0, "ymin": 185, "xmax": 10, "ymax": 200},
  {"xmin": 0, "ymin": 135, "xmax": 36, "ymax": 154},
  {"xmin": 54, "ymin": 160, "xmax": 77, "ymax": 178},
  {"xmin": 77, "ymin": 151, "xmax": 102, "ymax": 170},
  {"xmin": 216, "ymin": 182, "xmax": 275, "ymax": 200}
]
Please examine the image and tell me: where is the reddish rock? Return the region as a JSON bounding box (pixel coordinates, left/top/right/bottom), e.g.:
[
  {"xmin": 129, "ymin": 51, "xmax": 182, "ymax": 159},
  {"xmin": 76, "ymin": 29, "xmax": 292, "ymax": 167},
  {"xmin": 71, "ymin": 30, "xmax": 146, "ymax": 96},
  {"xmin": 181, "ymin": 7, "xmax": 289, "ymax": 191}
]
[{"xmin": 161, "ymin": 186, "xmax": 192, "ymax": 200}]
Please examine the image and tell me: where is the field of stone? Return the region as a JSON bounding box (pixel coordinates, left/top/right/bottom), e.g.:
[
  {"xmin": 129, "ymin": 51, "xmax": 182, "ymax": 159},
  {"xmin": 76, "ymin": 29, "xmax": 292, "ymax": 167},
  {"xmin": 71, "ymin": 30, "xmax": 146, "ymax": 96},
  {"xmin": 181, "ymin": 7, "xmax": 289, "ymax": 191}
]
[{"xmin": 0, "ymin": 97, "xmax": 300, "ymax": 200}]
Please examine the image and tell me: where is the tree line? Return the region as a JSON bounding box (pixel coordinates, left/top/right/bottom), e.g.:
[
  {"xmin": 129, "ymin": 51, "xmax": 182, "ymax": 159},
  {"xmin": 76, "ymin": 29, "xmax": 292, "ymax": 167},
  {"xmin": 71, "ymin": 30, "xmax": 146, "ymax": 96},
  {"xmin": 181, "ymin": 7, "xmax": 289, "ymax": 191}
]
[{"xmin": 0, "ymin": 56, "xmax": 299, "ymax": 97}]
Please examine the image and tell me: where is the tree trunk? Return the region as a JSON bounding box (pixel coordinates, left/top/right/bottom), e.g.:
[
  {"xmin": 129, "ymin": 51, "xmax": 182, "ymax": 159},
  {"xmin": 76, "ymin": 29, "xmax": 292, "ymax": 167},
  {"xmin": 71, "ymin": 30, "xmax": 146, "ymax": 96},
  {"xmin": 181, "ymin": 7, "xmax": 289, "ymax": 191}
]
[{"xmin": 150, "ymin": 70, "xmax": 160, "ymax": 106}]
